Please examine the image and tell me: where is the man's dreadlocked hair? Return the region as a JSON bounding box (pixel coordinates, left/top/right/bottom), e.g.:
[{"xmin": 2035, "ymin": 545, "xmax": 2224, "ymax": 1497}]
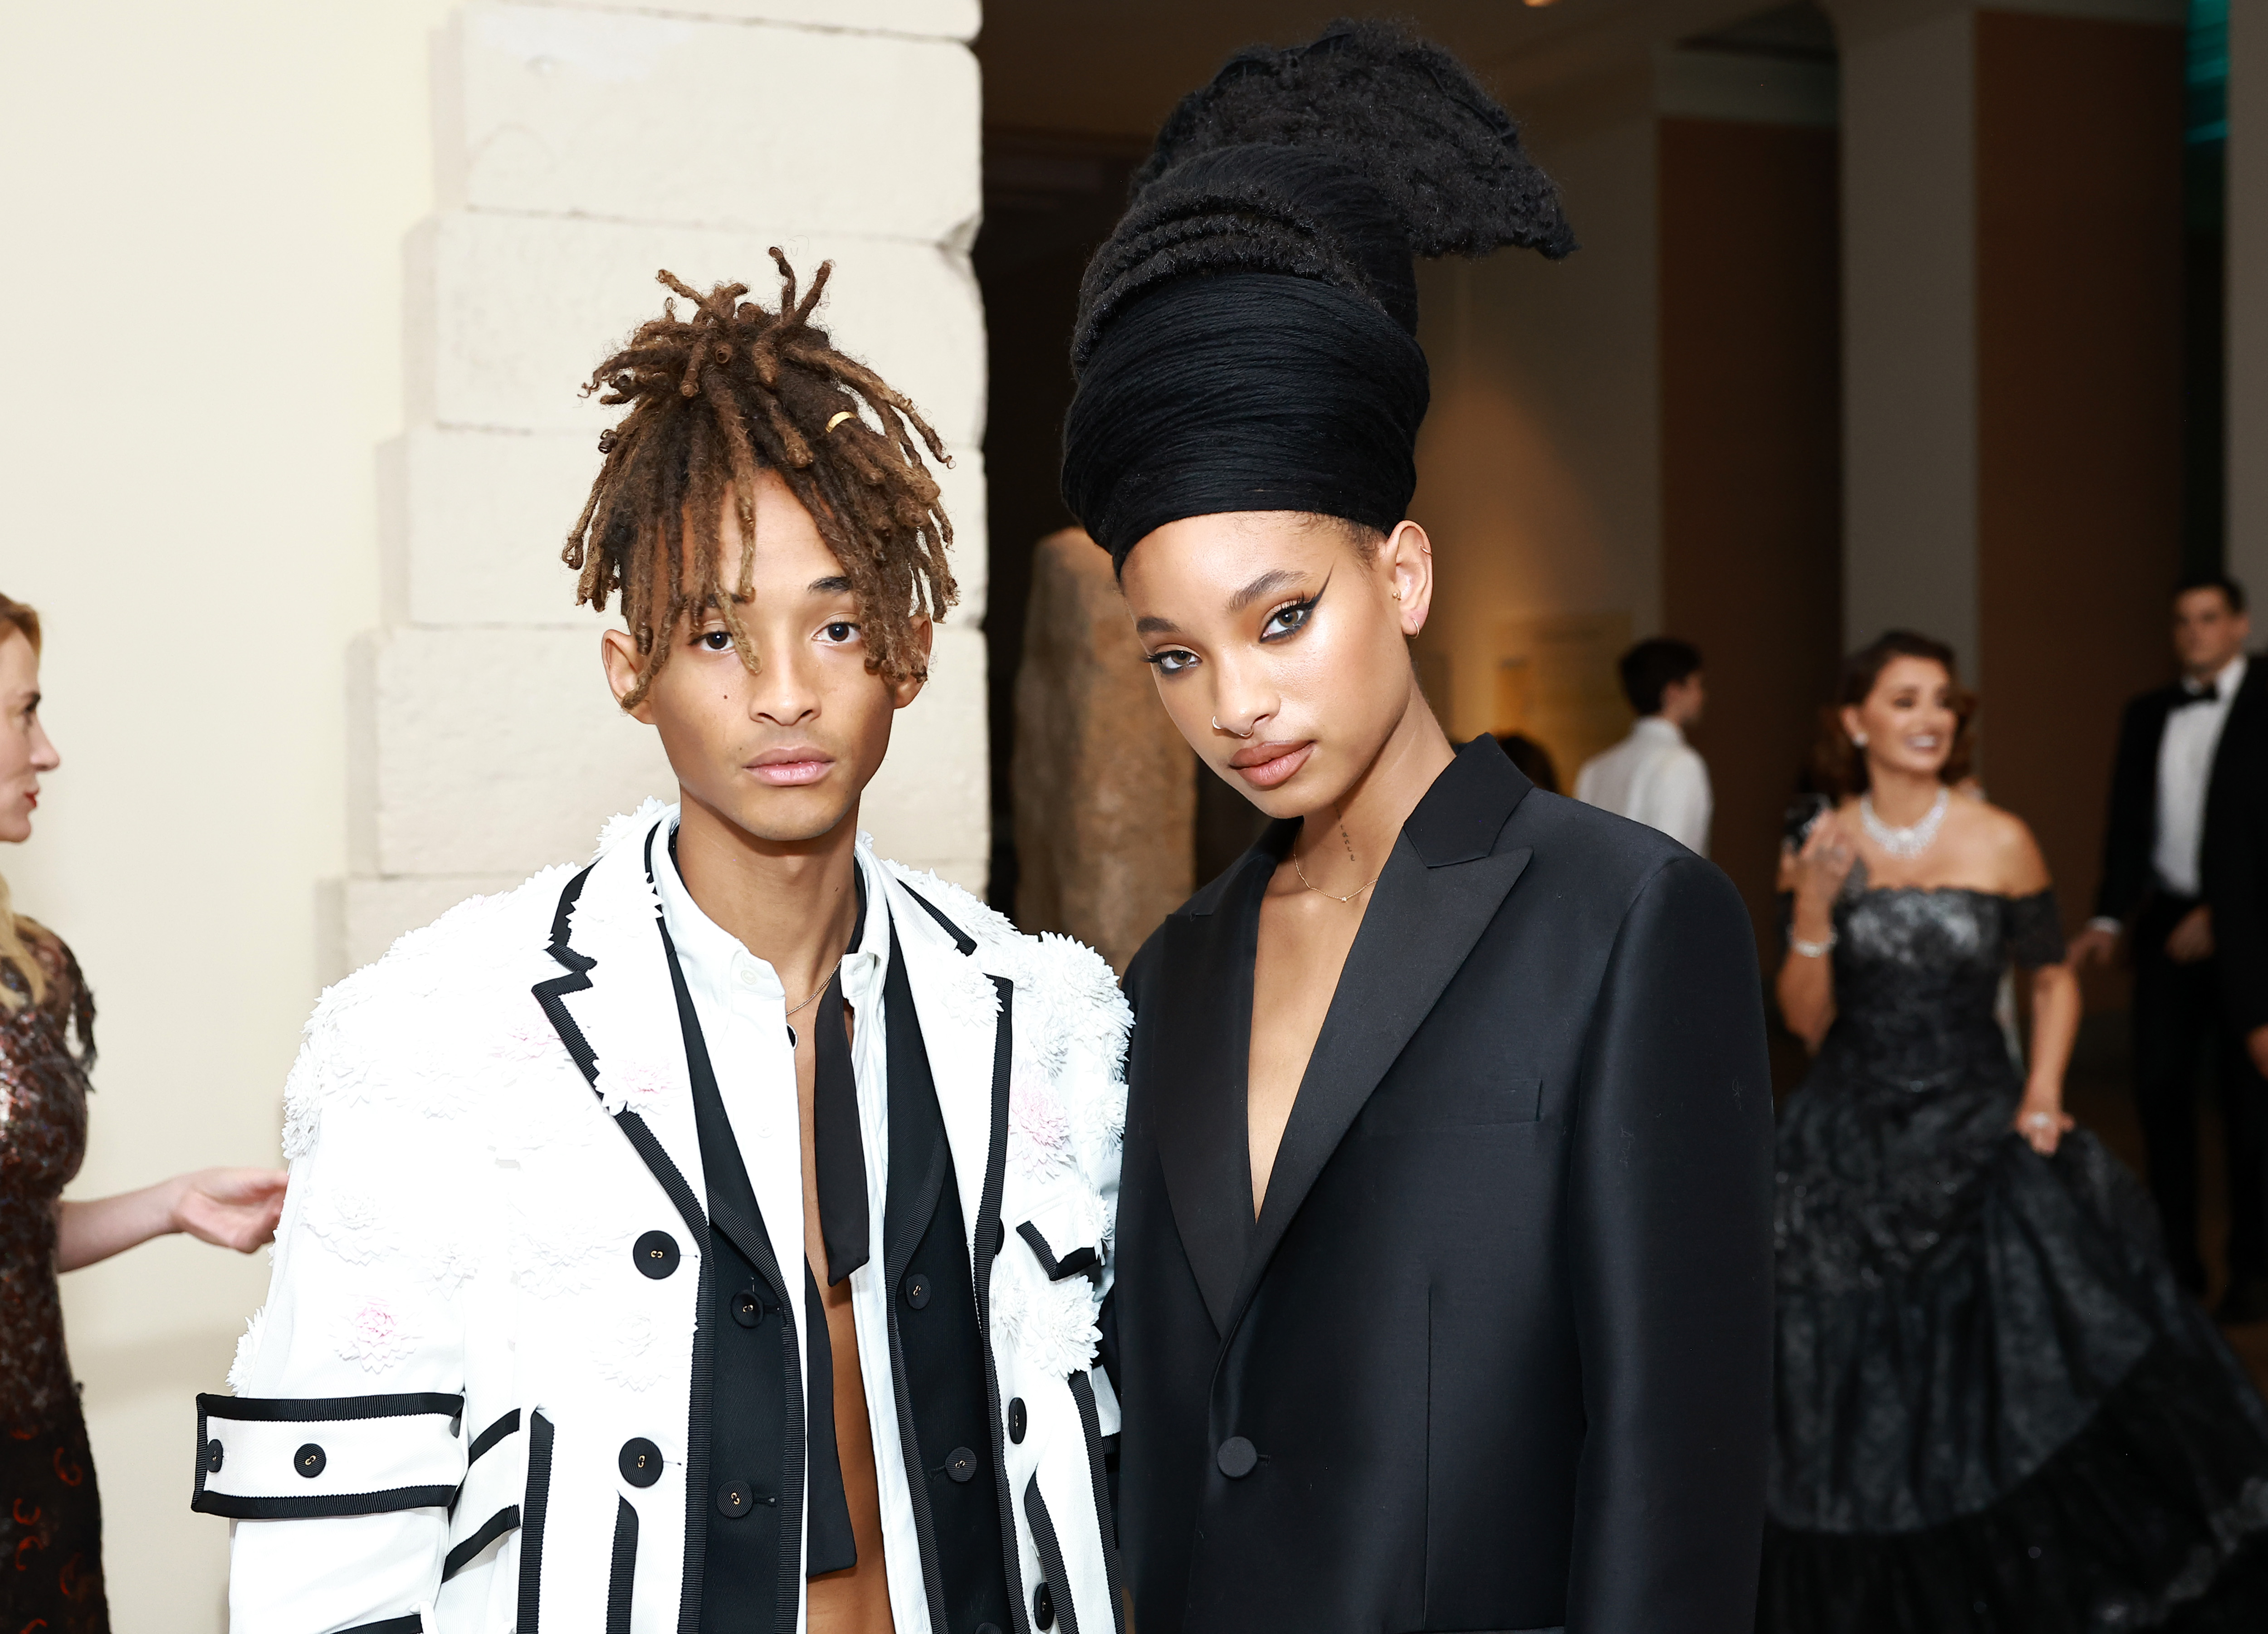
[{"xmin": 565, "ymin": 252, "xmax": 956, "ymax": 709}]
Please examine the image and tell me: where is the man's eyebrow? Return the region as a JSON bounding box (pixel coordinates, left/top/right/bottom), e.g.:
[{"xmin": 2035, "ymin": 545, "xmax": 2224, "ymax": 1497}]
[
  {"xmin": 1134, "ymin": 615, "xmax": 1182, "ymax": 635},
  {"xmin": 810, "ymin": 575, "xmax": 854, "ymax": 595},
  {"xmin": 1227, "ymin": 568, "xmax": 1309, "ymax": 614}
]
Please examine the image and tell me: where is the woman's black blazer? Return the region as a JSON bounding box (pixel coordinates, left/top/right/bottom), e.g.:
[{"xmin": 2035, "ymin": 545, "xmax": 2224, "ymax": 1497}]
[{"xmin": 1109, "ymin": 735, "xmax": 1775, "ymax": 1634}]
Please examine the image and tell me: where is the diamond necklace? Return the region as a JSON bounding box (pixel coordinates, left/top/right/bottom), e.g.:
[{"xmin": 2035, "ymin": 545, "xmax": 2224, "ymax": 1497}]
[{"xmin": 1859, "ymin": 786, "xmax": 1950, "ymax": 859}]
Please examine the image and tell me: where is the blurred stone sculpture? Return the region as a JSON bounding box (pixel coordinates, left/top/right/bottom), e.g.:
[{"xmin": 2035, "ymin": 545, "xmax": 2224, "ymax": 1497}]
[{"xmin": 1014, "ymin": 528, "xmax": 1194, "ymax": 970}]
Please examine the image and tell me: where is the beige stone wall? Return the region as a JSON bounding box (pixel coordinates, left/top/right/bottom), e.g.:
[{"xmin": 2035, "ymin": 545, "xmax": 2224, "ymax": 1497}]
[
  {"xmin": 349, "ymin": 0, "xmax": 989, "ymax": 973},
  {"xmin": 0, "ymin": 2, "xmax": 985, "ymax": 1624}
]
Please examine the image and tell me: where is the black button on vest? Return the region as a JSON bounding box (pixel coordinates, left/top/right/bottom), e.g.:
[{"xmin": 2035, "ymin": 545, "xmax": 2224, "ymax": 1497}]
[
  {"xmin": 634, "ymin": 1229, "xmax": 680, "ymax": 1279},
  {"xmin": 944, "ymin": 1446, "xmax": 978, "ymax": 1483},
  {"xmin": 1008, "ymin": 1398, "xmax": 1027, "ymax": 1444},
  {"xmin": 294, "ymin": 1444, "xmax": 326, "ymax": 1479},
  {"xmin": 620, "ymin": 1438, "xmax": 663, "ymax": 1488},
  {"xmin": 204, "ymin": 1439, "xmax": 223, "ymax": 1473},
  {"xmin": 732, "ymin": 1285, "xmax": 764, "ymax": 1327},
  {"xmin": 717, "ymin": 1478, "xmax": 757, "ymax": 1518},
  {"xmin": 905, "ymin": 1272, "xmax": 933, "ymax": 1309},
  {"xmin": 1034, "ymin": 1581, "xmax": 1057, "ymax": 1629},
  {"xmin": 1217, "ymin": 1435, "xmax": 1258, "ymax": 1478}
]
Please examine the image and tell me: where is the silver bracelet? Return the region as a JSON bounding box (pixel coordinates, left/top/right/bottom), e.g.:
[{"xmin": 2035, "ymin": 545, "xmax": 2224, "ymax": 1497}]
[{"xmin": 1790, "ymin": 932, "xmax": 1836, "ymax": 959}]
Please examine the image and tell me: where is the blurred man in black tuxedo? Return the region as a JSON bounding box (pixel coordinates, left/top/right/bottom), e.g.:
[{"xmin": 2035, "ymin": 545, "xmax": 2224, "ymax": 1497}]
[{"xmin": 2072, "ymin": 576, "xmax": 2268, "ymax": 1318}]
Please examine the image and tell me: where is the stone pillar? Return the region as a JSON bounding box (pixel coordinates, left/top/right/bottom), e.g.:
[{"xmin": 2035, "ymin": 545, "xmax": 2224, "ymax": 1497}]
[
  {"xmin": 1013, "ymin": 529, "xmax": 1194, "ymax": 972},
  {"xmin": 2229, "ymin": 0, "xmax": 2268, "ymax": 590},
  {"xmin": 1829, "ymin": 0, "xmax": 2184, "ymax": 918},
  {"xmin": 335, "ymin": 0, "xmax": 988, "ymax": 974}
]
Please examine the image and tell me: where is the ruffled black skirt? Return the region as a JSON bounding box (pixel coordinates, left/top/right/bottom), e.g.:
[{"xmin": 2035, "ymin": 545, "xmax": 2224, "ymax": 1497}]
[{"xmin": 1765, "ymin": 1063, "xmax": 2268, "ymax": 1633}]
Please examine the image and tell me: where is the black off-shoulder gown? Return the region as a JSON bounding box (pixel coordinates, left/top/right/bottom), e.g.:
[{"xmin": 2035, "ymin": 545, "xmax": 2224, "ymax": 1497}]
[{"xmin": 1763, "ymin": 878, "xmax": 2268, "ymax": 1631}]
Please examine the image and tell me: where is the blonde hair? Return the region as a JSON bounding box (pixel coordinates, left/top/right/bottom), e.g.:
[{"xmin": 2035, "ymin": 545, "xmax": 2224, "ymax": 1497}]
[{"xmin": 0, "ymin": 592, "xmax": 46, "ymax": 1012}]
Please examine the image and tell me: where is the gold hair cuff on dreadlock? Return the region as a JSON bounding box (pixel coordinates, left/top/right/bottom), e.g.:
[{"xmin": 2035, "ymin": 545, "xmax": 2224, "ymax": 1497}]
[{"xmin": 825, "ymin": 410, "xmax": 855, "ymax": 434}]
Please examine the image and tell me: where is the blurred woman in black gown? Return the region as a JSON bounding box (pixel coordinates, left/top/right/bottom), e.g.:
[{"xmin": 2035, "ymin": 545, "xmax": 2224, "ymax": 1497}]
[{"xmin": 1763, "ymin": 629, "xmax": 2268, "ymax": 1632}]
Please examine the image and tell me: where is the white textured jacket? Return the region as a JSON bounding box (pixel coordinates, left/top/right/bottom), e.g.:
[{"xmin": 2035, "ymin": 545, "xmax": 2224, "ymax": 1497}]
[{"xmin": 198, "ymin": 807, "xmax": 1129, "ymax": 1634}]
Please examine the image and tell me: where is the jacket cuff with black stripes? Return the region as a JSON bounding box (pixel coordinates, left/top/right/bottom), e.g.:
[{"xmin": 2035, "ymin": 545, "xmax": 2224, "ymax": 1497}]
[{"xmin": 191, "ymin": 1391, "xmax": 465, "ymax": 1520}]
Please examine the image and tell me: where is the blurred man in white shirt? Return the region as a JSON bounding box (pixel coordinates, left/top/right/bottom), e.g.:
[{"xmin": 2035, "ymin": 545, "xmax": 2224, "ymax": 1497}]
[{"xmin": 1576, "ymin": 637, "xmax": 1712, "ymax": 856}]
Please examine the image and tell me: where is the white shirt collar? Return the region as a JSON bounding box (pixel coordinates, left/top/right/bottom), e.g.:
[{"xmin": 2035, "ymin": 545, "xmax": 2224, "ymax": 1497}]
[
  {"xmin": 1633, "ymin": 714, "xmax": 1686, "ymax": 745},
  {"xmin": 650, "ymin": 824, "xmax": 890, "ymax": 1015}
]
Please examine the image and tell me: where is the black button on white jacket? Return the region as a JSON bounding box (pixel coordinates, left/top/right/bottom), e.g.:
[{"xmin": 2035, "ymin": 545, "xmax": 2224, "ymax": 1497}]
[{"xmin": 195, "ymin": 806, "xmax": 1130, "ymax": 1634}]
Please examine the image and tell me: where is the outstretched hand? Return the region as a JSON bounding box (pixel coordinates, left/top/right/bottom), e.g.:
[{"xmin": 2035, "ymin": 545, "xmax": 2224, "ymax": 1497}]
[{"xmin": 171, "ymin": 1167, "xmax": 289, "ymax": 1254}]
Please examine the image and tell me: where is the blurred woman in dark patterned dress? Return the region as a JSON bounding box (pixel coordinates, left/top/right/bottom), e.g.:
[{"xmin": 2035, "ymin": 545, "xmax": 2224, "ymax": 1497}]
[
  {"xmin": 1761, "ymin": 629, "xmax": 2268, "ymax": 1632},
  {"xmin": 0, "ymin": 592, "xmax": 287, "ymax": 1632}
]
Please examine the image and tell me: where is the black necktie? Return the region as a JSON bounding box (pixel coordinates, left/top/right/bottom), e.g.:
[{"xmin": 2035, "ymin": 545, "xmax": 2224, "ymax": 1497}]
[
  {"xmin": 2175, "ymin": 684, "xmax": 2219, "ymax": 709},
  {"xmin": 810, "ymin": 969, "xmax": 870, "ymax": 1286}
]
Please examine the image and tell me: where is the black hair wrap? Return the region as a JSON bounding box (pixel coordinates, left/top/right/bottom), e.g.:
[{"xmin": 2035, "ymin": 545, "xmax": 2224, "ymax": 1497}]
[{"xmin": 1061, "ymin": 19, "xmax": 1574, "ymax": 571}]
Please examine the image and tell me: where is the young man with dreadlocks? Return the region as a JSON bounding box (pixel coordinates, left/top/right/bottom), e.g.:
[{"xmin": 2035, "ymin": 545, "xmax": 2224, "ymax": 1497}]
[{"xmin": 200, "ymin": 259, "xmax": 1129, "ymax": 1634}]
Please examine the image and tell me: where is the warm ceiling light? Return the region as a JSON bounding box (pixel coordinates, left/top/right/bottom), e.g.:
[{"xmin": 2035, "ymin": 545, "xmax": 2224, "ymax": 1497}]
[{"xmin": 1523, "ymin": 0, "xmax": 1559, "ymax": 8}]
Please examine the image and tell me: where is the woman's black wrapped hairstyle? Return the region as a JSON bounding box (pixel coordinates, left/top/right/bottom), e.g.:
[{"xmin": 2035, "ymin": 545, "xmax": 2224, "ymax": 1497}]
[{"xmin": 1061, "ymin": 19, "xmax": 1574, "ymax": 571}]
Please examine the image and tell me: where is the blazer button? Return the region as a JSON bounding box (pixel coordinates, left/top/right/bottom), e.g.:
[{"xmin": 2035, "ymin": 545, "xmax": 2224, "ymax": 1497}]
[
  {"xmin": 905, "ymin": 1273, "xmax": 933, "ymax": 1309},
  {"xmin": 619, "ymin": 1438, "xmax": 664, "ymax": 1488},
  {"xmin": 204, "ymin": 1439, "xmax": 224, "ymax": 1474},
  {"xmin": 1032, "ymin": 1581, "xmax": 1056, "ymax": 1630},
  {"xmin": 634, "ymin": 1230, "xmax": 680, "ymax": 1279},
  {"xmin": 294, "ymin": 1443, "xmax": 327, "ymax": 1479},
  {"xmin": 944, "ymin": 1445, "xmax": 979, "ymax": 1483},
  {"xmin": 1216, "ymin": 1436, "xmax": 1257, "ymax": 1478},
  {"xmin": 716, "ymin": 1477, "xmax": 761, "ymax": 1518},
  {"xmin": 733, "ymin": 1285, "xmax": 764, "ymax": 1327},
  {"xmin": 1007, "ymin": 1397, "xmax": 1027, "ymax": 1444}
]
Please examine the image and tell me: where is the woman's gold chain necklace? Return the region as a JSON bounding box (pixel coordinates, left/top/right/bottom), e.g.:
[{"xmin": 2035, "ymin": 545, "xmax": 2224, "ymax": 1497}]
[{"xmin": 1291, "ymin": 847, "xmax": 1383, "ymax": 903}]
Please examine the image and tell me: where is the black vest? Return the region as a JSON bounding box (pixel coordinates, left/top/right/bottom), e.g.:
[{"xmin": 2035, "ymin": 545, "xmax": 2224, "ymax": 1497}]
[{"xmin": 660, "ymin": 907, "xmax": 1013, "ymax": 1634}]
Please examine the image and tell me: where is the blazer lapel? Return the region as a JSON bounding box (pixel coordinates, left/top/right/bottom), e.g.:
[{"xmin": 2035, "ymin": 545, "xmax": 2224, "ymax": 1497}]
[
  {"xmin": 1148, "ymin": 843, "xmax": 1281, "ymax": 1336},
  {"xmin": 531, "ymin": 818, "xmax": 711, "ymax": 1239},
  {"xmin": 1226, "ymin": 741, "xmax": 1534, "ymax": 1332},
  {"xmin": 884, "ymin": 866, "xmax": 1005, "ymax": 1258}
]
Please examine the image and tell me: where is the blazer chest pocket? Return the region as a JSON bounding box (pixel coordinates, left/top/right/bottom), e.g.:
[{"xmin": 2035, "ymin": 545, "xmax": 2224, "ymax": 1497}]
[{"xmin": 1364, "ymin": 1077, "xmax": 1544, "ymax": 1134}]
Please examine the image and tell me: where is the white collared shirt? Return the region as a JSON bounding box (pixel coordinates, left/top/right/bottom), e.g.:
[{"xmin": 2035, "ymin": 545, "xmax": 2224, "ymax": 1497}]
[
  {"xmin": 649, "ymin": 832, "xmax": 931, "ymax": 1634},
  {"xmin": 1574, "ymin": 715, "xmax": 1714, "ymax": 857},
  {"xmin": 2153, "ymin": 653, "xmax": 2247, "ymax": 899}
]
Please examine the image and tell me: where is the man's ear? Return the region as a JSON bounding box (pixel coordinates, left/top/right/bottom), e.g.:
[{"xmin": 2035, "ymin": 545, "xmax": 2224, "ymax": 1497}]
[
  {"xmin": 890, "ymin": 616, "xmax": 934, "ymax": 711},
  {"xmin": 601, "ymin": 627, "xmax": 658, "ymax": 724}
]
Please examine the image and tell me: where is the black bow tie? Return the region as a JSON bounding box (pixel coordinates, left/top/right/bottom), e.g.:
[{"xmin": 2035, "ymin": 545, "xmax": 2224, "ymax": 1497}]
[{"xmin": 2175, "ymin": 684, "xmax": 2220, "ymax": 709}]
